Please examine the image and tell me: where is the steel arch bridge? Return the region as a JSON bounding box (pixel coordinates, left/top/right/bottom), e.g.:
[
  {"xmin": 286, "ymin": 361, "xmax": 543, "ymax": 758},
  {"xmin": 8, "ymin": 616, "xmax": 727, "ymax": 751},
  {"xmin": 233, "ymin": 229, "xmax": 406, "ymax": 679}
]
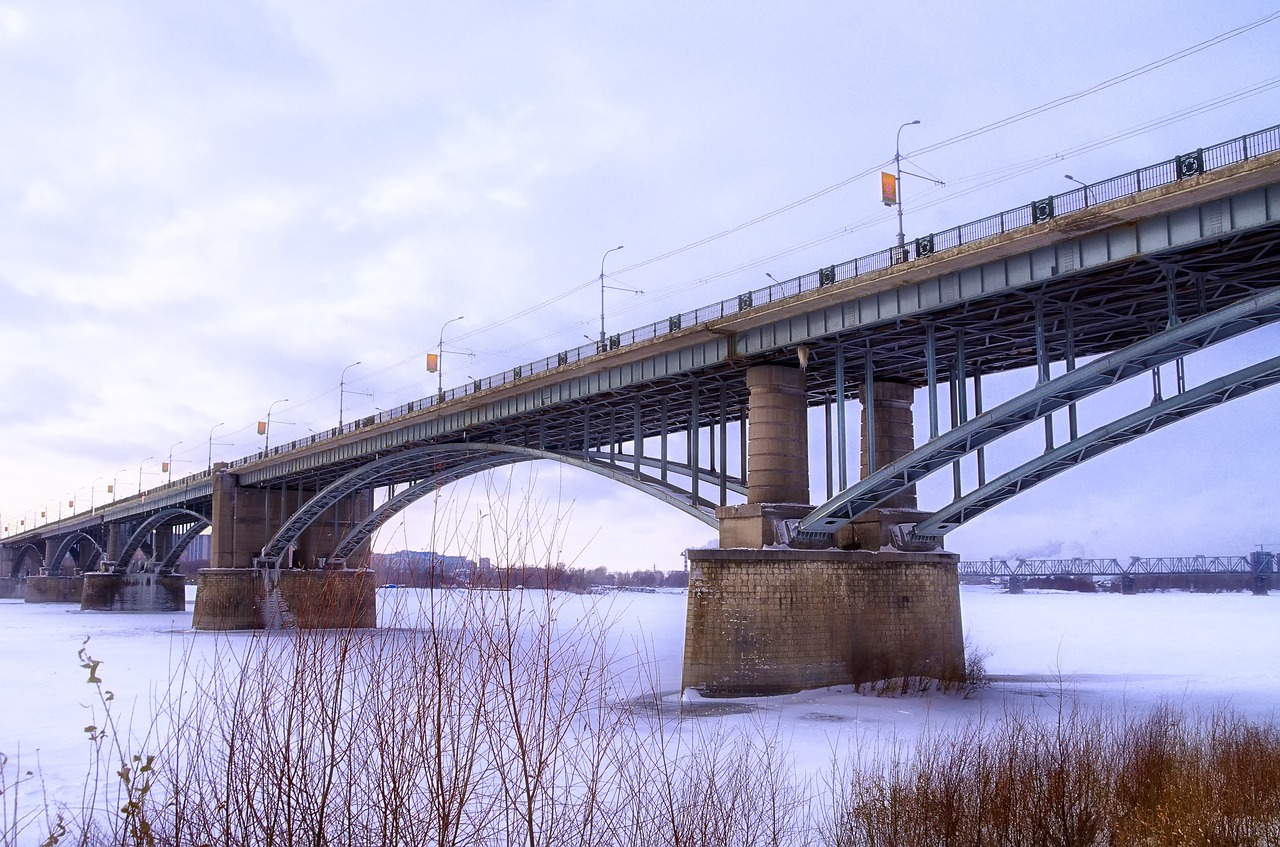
[{"xmin": 6, "ymin": 123, "xmax": 1280, "ymax": 577}]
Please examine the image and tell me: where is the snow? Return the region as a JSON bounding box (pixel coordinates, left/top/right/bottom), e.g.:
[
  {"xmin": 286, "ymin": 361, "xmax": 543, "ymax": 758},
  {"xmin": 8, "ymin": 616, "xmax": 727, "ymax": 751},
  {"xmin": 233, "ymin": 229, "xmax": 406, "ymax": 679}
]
[{"xmin": 0, "ymin": 584, "xmax": 1276, "ymax": 813}]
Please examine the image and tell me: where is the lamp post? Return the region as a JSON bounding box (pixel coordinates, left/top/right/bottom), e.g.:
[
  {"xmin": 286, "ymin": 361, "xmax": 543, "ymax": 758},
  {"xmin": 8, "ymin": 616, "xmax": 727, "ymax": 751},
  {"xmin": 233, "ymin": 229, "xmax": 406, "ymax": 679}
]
[
  {"xmin": 89, "ymin": 476, "xmax": 103, "ymax": 514},
  {"xmin": 894, "ymin": 120, "xmax": 921, "ymax": 249},
  {"xmin": 138, "ymin": 456, "xmax": 152, "ymax": 497},
  {"xmin": 208, "ymin": 422, "xmax": 225, "ymax": 474},
  {"xmin": 1065, "ymin": 174, "xmax": 1091, "ymax": 207},
  {"xmin": 599, "ymin": 245, "xmax": 624, "ymax": 345},
  {"xmin": 437, "ymin": 317, "xmax": 464, "ymax": 396},
  {"xmin": 111, "ymin": 468, "xmax": 127, "ymax": 502},
  {"xmin": 338, "ymin": 361, "xmax": 361, "ymax": 430},
  {"xmin": 167, "ymin": 440, "xmax": 183, "ymax": 484},
  {"xmin": 264, "ymin": 398, "xmax": 289, "ymax": 452}
]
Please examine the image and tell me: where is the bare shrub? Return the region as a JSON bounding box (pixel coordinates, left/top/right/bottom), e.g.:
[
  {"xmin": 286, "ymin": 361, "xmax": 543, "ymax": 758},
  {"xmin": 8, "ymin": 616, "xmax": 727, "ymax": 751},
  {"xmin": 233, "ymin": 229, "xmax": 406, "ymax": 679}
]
[{"xmin": 823, "ymin": 699, "xmax": 1280, "ymax": 847}]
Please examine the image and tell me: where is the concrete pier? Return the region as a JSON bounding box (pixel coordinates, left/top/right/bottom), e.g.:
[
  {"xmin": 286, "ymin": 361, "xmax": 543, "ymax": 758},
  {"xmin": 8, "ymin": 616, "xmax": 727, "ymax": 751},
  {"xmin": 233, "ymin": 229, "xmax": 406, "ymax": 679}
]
[
  {"xmin": 24, "ymin": 575, "xmax": 83, "ymax": 603},
  {"xmin": 81, "ymin": 572, "xmax": 185, "ymax": 612},
  {"xmin": 193, "ymin": 567, "xmax": 377, "ymax": 630},
  {"xmin": 684, "ymin": 548, "xmax": 964, "ymax": 696}
]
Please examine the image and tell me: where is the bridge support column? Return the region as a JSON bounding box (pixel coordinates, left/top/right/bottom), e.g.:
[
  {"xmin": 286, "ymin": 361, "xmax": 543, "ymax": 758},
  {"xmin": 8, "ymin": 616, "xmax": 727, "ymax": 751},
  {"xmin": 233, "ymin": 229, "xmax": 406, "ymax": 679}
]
[
  {"xmin": 0, "ymin": 547, "xmax": 20, "ymax": 599},
  {"xmin": 1252, "ymin": 573, "xmax": 1269, "ymax": 596},
  {"xmin": 26, "ymin": 538, "xmax": 83, "ymax": 602},
  {"xmin": 105, "ymin": 523, "xmax": 122, "ymax": 566},
  {"xmin": 717, "ymin": 365, "xmax": 810, "ymax": 547},
  {"xmin": 684, "ymin": 548, "xmax": 964, "ymax": 696},
  {"xmin": 194, "ymin": 472, "xmax": 275, "ymax": 630},
  {"xmin": 841, "ymin": 380, "xmax": 929, "ymax": 550}
]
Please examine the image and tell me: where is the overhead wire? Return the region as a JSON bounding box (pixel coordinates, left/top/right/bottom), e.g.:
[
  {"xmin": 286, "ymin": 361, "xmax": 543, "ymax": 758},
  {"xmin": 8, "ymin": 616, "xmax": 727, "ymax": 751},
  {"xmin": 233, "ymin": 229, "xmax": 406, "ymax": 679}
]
[{"xmin": 317, "ymin": 12, "xmax": 1280, "ymax": 410}]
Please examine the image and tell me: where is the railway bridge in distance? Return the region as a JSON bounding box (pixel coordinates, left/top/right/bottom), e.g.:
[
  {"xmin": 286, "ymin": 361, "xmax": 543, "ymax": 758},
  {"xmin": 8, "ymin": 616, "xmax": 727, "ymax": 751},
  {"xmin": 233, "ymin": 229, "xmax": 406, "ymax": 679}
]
[{"xmin": 5, "ymin": 124, "xmax": 1280, "ymax": 696}]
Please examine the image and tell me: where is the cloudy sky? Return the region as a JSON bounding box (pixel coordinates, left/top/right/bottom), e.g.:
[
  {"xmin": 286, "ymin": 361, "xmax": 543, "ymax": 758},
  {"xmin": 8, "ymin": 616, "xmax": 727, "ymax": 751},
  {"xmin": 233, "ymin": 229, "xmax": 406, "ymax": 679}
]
[{"xmin": 2, "ymin": 2, "xmax": 1278, "ymax": 569}]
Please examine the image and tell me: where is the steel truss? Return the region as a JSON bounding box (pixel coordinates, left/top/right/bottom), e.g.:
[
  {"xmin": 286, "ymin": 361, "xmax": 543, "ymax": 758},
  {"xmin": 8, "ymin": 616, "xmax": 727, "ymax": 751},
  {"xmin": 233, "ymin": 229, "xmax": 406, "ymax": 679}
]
[
  {"xmin": 960, "ymin": 553, "xmax": 1272, "ymax": 577},
  {"xmin": 258, "ymin": 442, "xmax": 735, "ymax": 566},
  {"xmin": 797, "ymin": 286, "xmax": 1280, "ymax": 540}
]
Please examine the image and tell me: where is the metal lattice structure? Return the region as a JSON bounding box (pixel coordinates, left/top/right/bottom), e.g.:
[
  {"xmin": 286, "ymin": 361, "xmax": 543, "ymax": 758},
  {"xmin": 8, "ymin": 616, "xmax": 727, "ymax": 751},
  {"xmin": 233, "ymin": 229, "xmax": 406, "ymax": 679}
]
[{"xmin": 960, "ymin": 553, "xmax": 1275, "ymax": 577}]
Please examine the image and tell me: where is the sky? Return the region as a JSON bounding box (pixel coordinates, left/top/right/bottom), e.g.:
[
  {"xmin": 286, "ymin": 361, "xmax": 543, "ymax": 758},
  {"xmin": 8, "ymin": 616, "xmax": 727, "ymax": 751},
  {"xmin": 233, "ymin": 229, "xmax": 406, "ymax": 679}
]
[{"xmin": 1, "ymin": 1, "xmax": 1278, "ymax": 570}]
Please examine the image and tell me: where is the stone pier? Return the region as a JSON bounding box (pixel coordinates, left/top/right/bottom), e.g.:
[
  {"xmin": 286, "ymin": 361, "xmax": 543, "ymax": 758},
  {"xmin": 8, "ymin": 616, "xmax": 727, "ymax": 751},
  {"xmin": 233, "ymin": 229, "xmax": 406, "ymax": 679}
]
[
  {"xmin": 682, "ymin": 363, "xmax": 964, "ymax": 696},
  {"xmin": 684, "ymin": 548, "xmax": 964, "ymax": 695},
  {"xmin": 81, "ymin": 572, "xmax": 186, "ymax": 612}
]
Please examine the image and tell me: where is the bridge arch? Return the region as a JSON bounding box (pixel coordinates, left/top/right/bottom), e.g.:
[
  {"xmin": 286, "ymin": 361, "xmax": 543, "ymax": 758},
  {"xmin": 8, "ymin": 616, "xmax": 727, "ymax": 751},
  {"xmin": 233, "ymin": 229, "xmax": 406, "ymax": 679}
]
[
  {"xmin": 114, "ymin": 509, "xmax": 210, "ymax": 574},
  {"xmin": 259, "ymin": 442, "xmax": 728, "ymax": 565},
  {"xmin": 49, "ymin": 532, "xmax": 103, "ymax": 575},
  {"xmin": 7, "ymin": 543, "xmax": 44, "ymax": 577}
]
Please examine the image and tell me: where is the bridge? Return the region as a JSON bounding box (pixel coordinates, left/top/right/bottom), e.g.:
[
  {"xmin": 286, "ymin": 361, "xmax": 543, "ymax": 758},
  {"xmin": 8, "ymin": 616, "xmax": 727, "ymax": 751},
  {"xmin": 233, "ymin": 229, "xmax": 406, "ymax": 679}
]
[
  {"xmin": 960, "ymin": 552, "xmax": 1276, "ymax": 594},
  {"xmin": 4, "ymin": 123, "xmax": 1279, "ymax": 695}
]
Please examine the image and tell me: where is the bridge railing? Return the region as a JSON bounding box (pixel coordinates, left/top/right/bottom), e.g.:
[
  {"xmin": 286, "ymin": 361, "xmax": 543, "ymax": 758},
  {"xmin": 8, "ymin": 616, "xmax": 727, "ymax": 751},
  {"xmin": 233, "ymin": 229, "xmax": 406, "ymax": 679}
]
[{"xmin": 228, "ymin": 123, "xmax": 1280, "ymax": 471}]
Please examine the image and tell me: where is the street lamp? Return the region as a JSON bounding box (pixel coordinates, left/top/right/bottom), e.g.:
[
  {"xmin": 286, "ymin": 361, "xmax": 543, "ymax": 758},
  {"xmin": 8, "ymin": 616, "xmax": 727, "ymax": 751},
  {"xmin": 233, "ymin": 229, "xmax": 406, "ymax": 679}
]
[
  {"xmin": 111, "ymin": 468, "xmax": 127, "ymax": 502},
  {"xmin": 437, "ymin": 317, "xmax": 464, "ymax": 396},
  {"xmin": 1064, "ymin": 174, "xmax": 1092, "ymax": 207},
  {"xmin": 89, "ymin": 476, "xmax": 103, "ymax": 514},
  {"xmin": 264, "ymin": 398, "xmax": 289, "ymax": 452},
  {"xmin": 138, "ymin": 456, "xmax": 152, "ymax": 497},
  {"xmin": 338, "ymin": 361, "xmax": 361, "ymax": 430},
  {"xmin": 894, "ymin": 120, "xmax": 921, "ymax": 250},
  {"xmin": 166, "ymin": 440, "xmax": 183, "ymax": 483},
  {"xmin": 599, "ymin": 245, "xmax": 624, "ymax": 345},
  {"xmin": 208, "ymin": 422, "xmax": 226, "ymax": 474}
]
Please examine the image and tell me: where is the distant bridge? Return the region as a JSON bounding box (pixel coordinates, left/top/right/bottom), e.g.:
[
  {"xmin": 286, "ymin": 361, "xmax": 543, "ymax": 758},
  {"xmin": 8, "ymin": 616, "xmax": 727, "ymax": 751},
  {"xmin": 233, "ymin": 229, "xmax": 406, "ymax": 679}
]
[{"xmin": 960, "ymin": 552, "xmax": 1276, "ymax": 577}]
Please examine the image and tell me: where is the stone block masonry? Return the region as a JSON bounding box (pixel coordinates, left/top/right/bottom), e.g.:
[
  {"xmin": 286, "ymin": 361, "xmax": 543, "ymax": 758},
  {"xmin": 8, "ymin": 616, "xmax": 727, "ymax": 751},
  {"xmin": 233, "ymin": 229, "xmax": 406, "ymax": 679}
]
[{"xmin": 684, "ymin": 547, "xmax": 964, "ymax": 696}]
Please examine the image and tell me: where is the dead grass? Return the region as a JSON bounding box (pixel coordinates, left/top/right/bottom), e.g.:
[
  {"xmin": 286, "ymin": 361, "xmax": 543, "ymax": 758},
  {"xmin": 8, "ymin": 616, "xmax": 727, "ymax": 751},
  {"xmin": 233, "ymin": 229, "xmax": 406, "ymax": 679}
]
[{"xmin": 825, "ymin": 699, "xmax": 1280, "ymax": 847}]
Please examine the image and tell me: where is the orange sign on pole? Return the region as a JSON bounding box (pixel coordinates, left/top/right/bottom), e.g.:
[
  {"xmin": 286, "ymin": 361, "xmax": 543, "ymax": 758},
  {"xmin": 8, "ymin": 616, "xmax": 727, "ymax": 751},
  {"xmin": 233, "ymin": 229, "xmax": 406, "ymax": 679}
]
[
  {"xmin": 257, "ymin": 421, "xmax": 267, "ymax": 435},
  {"xmin": 426, "ymin": 353, "xmax": 439, "ymax": 373},
  {"xmin": 881, "ymin": 172, "xmax": 898, "ymax": 206}
]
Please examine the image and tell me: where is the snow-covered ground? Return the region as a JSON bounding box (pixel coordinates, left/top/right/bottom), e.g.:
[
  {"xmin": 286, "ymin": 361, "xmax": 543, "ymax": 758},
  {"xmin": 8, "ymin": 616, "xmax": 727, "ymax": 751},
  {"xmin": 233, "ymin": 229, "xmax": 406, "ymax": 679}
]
[{"xmin": 0, "ymin": 584, "xmax": 1276, "ymax": 810}]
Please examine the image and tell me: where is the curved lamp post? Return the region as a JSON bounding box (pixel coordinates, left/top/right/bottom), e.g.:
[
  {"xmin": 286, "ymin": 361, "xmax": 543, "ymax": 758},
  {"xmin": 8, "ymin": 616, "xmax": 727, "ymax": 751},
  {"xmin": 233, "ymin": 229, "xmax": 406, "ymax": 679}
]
[
  {"xmin": 338, "ymin": 361, "xmax": 362, "ymax": 430},
  {"xmin": 1065, "ymin": 174, "xmax": 1092, "ymax": 207},
  {"xmin": 264, "ymin": 399, "xmax": 289, "ymax": 453},
  {"xmin": 599, "ymin": 245, "xmax": 624, "ymax": 345},
  {"xmin": 167, "ymin": 440, "xmax": 183, "ymax": 483},
  {"xmin": 437, "ymin": 317, "xmax": 464, "ymax": 396},
  {"xmin": 894, "ymin": 120, "xmax": 921, "ymax": 249},
  {"xmin": 207, "ymin": 422, "xmax": 226, "ymax": 474}
]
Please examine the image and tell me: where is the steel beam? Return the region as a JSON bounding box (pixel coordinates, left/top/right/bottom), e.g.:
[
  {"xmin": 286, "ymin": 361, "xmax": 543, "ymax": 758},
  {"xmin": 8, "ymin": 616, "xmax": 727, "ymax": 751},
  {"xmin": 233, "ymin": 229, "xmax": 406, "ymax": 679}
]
[{"xmin": 912, "ymin": 353, "xmax": 1280, "ymax": 539}]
